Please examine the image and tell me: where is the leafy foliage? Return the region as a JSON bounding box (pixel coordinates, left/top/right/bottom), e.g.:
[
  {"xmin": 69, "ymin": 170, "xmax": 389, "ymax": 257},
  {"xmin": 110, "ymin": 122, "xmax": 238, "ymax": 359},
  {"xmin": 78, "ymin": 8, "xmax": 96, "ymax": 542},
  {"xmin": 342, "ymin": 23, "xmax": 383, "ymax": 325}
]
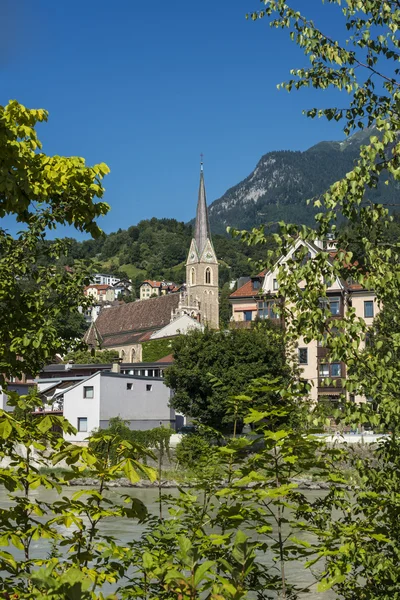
[
  {"xmin": 175, "ymin": 434, "xmax": 211, "ymax": 469},
  {"xmin": 165, "ymin": 323, "xmax": 290, "ymax": 431},
  {"xmin": 141, "ymin": 338, "xmax": 174, "ymax": 362}
]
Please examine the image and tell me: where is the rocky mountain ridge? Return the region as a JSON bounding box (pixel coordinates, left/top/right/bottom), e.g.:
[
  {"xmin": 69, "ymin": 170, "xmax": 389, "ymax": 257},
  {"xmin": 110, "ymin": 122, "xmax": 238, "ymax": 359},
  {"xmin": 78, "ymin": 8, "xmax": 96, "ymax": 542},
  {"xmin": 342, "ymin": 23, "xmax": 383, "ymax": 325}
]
[{"xmin": 208, "ymin": 129, "xmax": 400, "ymax": 233}]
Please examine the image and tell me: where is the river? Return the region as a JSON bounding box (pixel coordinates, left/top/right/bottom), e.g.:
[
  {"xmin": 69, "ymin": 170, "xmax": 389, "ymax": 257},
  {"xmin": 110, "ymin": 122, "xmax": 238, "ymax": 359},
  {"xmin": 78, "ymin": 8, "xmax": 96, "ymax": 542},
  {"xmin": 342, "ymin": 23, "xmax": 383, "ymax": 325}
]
[{"xmin": 0, "ymin": 486, "xmax": 335, "ymax": 599}]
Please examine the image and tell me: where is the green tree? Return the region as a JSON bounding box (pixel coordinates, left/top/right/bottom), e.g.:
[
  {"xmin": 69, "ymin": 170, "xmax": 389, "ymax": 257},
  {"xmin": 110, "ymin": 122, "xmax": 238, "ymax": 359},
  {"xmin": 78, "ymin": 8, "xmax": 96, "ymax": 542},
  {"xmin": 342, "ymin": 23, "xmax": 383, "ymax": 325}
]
[
  {"xmin": 235, "ymin": 1, "xmax": 400, "ymax": 596},
  {"xmin": 165, "ymin": 323, "xmax": 290, "ymax": 431},
  {"xmin": 219, "ymin": 281, "xmax": 234, "ymax": 327},
  {"xmin": 0, "ymin": 100, "xmax": 110, "ymax": 380},
  {"xmin": 53, "ymin": 311, "xmax": 88, "ymax": 342}
]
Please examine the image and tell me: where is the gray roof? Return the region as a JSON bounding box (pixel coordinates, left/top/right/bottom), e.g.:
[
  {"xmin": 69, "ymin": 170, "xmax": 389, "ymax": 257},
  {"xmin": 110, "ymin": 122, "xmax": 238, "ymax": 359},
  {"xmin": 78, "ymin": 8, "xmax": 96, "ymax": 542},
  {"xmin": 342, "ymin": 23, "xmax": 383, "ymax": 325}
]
[{"xmin": 194, "ymin": 164, "xmax": 212, "ymax": 257}]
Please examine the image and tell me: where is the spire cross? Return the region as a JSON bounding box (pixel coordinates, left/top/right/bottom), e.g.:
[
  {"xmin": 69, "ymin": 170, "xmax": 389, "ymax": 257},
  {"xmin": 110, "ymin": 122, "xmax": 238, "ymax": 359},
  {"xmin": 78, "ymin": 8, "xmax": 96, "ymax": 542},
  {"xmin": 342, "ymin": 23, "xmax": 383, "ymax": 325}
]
[{"xmin": 200, "ymin": 153, "xmax": 204, "ymax": 171}]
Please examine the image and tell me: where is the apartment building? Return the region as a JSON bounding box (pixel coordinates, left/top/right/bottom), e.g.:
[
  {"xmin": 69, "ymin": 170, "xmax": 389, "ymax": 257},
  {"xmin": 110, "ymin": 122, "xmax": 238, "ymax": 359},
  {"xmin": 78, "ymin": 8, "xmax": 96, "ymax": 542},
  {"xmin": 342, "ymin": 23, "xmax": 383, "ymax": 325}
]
[{"xmin": 230, "ymin": 238, "xmax": 378, "ymax": 404}]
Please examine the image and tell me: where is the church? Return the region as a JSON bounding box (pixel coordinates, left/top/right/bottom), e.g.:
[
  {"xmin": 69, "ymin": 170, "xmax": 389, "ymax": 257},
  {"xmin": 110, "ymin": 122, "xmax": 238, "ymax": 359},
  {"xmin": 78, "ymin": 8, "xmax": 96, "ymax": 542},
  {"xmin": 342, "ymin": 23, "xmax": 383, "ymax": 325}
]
[
  {"xmin": 173, "ymin": 160, "xmax": 219, "ymax": 329},
  {"xmin": 84, "ymin": 163, "xmax": 219, "ymax": 360}
]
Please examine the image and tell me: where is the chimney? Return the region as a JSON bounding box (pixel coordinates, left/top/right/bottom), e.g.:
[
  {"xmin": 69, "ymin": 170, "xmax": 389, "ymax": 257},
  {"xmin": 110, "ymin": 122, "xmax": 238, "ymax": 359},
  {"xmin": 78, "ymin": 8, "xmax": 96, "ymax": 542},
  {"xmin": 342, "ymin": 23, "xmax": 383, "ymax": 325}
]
[{"xmin": 111, "ymin": 358, "xmax": 122, "ymax": 374}]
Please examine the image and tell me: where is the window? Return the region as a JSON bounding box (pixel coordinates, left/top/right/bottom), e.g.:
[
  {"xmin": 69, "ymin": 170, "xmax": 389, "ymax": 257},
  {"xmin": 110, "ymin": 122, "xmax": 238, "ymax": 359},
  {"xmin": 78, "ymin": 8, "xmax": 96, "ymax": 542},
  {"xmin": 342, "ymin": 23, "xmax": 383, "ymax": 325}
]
[
  {"xmin": 273, "ymin": 279, "xmax": 278, "ymax": 290},
  {"xmin": 77, "ymin": 417, "xmax": 88, "ymax": 432},
  {"xmin": 329, "ymin": 297, "xmax": 340, "ymax": 316},
  {"xmin": 127, "ymin": 383, "xmax": 133, "ymax": 390},
  {"xmin": 243, "ymin": 310, "xmax": 252, "ymax": 322},
  {"xmin": 364, "ymin": 300, "xmax": 374, "ymax": 318},
  {"xmin": 319, "ymin": 364, "xmax": 329, "ymax": 378},
  {"xmin": 298, "ymin": 348, "xmax": 308, "ymax": 365},
  {"xmin": 146, "ymin": 384, "xmax": 152, "ymax": 392},
  {"xmin": 205, "ymin": 268, "xmax": 211, "ymax": 284},
  {"xmin": 319, "ymin": 363, "xmax": 341, "ymax": 378},
  {"xmin": 331, "ymin": 363, "xmax": 341, "ymax": 377},
  {"xmin": 252, "ymin": 279, "xmax": 261, "ymax": 290},
  {"xmin": 257, "ymin": 300, "xmax": 278, "ymax": 320},
  {"xmin": 319, "ymin": 297, "xmax": 341, "ymax": 315},
  {"xmin": 83, "ymin": 386, "xmax": 94, "ymax": 399},
  {"xmin": 191, "ymin": 268, "xmax": 196, "ymax": 285}
]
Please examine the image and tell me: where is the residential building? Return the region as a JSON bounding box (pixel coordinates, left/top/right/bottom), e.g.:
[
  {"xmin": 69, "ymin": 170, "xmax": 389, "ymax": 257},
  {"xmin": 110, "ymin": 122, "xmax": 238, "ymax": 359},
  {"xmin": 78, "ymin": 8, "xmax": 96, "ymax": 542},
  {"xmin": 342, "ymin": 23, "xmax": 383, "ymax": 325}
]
[
  {"xmin": 84, "ymin": 284, "xmax": 115, "ymax": 303},
  {"xmin": 113, "ymin": 279, "xmax": 133, "ymax": 298},
  {"xmin": 229, "ymin": 271, "xmax": 267, "ymax": 324},
  {"xmin": 93, "ymin": 273, "xmax": 121, "ymax": 286},
  {"xmin": 36, "ymin": 360, "xmax": 179, "ymax": 443},
  {"xmin": 139, "ymin": 280, "xmax": 183, "ymax": 300},
  {"xmin": 229, "ymin": 238, "xmax": 379, "ymax": 404}
]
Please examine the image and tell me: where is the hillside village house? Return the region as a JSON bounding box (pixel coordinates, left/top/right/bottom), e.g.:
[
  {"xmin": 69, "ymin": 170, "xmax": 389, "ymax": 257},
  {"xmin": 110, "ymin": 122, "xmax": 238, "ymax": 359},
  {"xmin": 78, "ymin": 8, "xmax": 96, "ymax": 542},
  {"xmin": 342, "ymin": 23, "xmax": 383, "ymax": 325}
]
[
  {"xmin": 93, "ymin": 273, "xmax": 121, "ymax": 286},
  {"xmin": 139, "ymin": 280, "xmax": 183, "ymax": 300},
  {"xmin": 84, "ymin": 284, "xmax": 115, "ymax": 303},
  {"xmin": 229, "ymin": 238, "xmax": 378, "ymax": 405}
]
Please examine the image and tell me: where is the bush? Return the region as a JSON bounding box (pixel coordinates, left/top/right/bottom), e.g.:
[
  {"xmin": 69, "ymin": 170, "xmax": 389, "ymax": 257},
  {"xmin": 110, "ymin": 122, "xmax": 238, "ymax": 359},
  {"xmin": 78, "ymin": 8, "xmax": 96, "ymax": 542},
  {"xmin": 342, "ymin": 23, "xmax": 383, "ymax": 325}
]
[{"xmin": 175, "ymin": 434, "xmax": 210, "ymax": 469}]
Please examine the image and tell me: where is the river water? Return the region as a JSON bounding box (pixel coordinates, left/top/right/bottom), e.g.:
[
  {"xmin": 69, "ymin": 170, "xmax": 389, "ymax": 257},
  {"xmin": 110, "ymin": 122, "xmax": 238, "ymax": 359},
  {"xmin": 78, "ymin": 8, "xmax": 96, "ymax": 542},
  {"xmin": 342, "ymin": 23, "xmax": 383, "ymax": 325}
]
[{"xmin": 0, "ymin": 486, "xmax": 335, "ymax": 599}]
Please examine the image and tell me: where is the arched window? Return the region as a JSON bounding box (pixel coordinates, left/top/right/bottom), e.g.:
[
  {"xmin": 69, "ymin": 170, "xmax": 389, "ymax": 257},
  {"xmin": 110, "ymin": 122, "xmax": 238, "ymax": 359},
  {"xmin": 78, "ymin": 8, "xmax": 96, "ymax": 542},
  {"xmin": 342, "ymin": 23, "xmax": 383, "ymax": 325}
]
[
  {"xmin": 191, "ymin": 268, "xmax": 196, "ymax": 285},
  {"xmin": 130, "ymin": 348, "xmax": 136, "ymax": 362},
  {"xmin": 205, "ymin": 267, "xmax": 211, "ymax": 285},
  {"xmin": 120, "ymin": 349, "xmax": 125, "ymax": 360}
]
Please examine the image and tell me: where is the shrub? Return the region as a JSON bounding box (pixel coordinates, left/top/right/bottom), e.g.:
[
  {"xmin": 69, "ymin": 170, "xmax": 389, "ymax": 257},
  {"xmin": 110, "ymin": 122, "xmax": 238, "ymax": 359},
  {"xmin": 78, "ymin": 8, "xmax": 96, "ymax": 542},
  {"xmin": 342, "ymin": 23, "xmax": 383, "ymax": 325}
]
[{"xmin": 175, "ymin": 434, "xmax": 210, "ymax": 469}]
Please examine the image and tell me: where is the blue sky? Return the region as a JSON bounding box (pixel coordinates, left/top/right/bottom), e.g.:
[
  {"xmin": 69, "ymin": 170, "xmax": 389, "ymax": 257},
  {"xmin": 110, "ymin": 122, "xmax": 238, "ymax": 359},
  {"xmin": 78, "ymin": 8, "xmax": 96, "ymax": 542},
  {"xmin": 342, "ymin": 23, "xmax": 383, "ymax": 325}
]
[{"xmin": 2, "ymin": 0, "xmax": 347, "ymax": 237}]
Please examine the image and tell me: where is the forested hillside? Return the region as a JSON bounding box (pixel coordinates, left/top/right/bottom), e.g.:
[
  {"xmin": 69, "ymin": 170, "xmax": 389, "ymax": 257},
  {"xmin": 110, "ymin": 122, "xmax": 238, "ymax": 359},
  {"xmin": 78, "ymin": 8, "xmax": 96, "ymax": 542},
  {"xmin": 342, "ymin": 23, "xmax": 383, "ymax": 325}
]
[{"xmin": 63, "ymin": 218, "xmax": 275, "ymax": 295}]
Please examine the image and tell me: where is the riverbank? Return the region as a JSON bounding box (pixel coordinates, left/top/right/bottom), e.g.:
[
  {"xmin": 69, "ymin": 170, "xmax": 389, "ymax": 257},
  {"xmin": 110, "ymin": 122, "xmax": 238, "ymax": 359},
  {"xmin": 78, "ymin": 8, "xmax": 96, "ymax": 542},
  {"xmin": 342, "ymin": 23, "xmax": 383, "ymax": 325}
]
[{"xmin": 63, "ymin": 475, "xmax": 334, "ymax": 490}]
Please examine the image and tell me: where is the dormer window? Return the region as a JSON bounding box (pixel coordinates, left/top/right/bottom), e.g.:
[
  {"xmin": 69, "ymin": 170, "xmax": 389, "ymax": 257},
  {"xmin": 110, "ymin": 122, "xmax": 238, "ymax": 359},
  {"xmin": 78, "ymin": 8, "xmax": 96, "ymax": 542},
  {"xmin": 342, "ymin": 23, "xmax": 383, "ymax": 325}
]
[{"xmin": 252, "ymin": 279, "xmax": 261, "ymax": 290}]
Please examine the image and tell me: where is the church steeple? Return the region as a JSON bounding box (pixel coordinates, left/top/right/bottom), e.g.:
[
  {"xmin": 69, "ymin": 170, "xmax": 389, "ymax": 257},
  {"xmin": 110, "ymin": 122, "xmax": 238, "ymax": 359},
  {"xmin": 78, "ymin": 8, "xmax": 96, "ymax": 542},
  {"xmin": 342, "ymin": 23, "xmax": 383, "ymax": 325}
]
[
  {"xmin": 194, "ymin": 160, "xmax": 212, "ymax": 257},
  {"xmin": 183, "ymin": 159, "xmax": 219, "ymax": 329}
]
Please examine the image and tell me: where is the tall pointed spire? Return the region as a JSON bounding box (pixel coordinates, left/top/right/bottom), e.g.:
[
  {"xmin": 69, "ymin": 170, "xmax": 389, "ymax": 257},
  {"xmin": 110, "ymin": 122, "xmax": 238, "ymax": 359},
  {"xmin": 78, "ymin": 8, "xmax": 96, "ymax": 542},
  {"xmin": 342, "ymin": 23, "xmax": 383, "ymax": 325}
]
[{"xmin": 194, "ymin": 158, "xmax": 212, "ymax": 257}]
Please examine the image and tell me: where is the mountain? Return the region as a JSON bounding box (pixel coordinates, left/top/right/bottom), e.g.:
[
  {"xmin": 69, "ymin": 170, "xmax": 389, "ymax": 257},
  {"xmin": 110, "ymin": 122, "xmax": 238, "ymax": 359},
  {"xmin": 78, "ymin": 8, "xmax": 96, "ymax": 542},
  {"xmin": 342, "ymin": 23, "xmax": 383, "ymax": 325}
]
[{"xmin": 208, "ymin": 128, "xmax": 400, "ymax": 233}]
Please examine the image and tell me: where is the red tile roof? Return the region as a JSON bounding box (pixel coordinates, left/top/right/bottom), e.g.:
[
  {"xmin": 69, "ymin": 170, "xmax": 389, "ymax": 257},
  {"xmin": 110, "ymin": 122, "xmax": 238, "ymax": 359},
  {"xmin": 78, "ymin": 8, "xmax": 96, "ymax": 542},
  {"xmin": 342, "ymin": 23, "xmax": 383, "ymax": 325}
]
[
  {"xmin": 156, "ymin": 354, "xmax": 174, "ymax": 363},
  {"xmin": 229, "ymin": 270, "xmax": 267, "ymax": 299},
  {"xmin": 85, "ymin": 284, "xmax": 112, "ymax": 291}
]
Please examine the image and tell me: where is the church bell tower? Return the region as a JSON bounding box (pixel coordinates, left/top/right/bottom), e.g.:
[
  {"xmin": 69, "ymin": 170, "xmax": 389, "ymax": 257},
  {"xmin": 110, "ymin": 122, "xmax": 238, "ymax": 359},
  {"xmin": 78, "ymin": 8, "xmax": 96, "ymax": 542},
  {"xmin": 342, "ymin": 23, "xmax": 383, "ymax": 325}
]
[{"xmin": 185, "ymin": 161, "xmax": 219, "ymax": 329}]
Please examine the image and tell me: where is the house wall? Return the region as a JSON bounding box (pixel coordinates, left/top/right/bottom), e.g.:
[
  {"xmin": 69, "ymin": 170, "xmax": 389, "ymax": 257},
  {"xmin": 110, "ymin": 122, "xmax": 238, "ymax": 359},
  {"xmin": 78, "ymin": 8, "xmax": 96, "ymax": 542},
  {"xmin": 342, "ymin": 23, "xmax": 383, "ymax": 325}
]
[
  {"xmin": 86, "ymin": 288, "xmax": 99, "ymax": 301},
  {"xmin": 105, "ymin": 289, "xmax": 115, "ymax": 302},
  {"xmin": 0, "ymin": 390, "xmax": 15, "ymax": 412},
  {"xmin": 351, "ymin": 291, "xmax": 379, "ymax": 321},
  {"xmin": 296, "ymin": 338, "xmax": 319, "ymax": 404},
  {"xmin": 98, "ymin": 375, "xmax": 174, "ymax": 428},
  {"xmin": 63, "ymin": 373, "xmax": 101, "ymax": 443},
  {"xmin": 230, "ymin": 300, "xmax": 258, "ymax": 322},
  {"xmin": 140, "ymin": 284, "xmax": 159, "ymax": 300}
]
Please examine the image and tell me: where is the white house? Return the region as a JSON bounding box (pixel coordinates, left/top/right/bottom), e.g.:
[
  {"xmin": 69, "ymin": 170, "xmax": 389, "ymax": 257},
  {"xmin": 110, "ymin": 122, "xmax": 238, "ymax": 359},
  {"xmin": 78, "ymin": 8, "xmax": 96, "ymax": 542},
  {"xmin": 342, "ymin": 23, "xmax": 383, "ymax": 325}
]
[
  {"xmin": 93, "ymin": 273, "xmax": 121, "ymax": 286},
  {"xmin": 39, "ymin": 370, "xmax": 177, "ymax": 444}
]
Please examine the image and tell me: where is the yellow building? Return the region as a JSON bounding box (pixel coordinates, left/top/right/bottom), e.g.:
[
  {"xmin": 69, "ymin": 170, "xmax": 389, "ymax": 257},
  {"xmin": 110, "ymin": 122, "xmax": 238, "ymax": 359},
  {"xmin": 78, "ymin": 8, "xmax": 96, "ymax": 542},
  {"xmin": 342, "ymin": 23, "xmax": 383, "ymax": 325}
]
[{"xmin": 229, "ymin": 238, "xmax": 378, "ymax": 404}]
